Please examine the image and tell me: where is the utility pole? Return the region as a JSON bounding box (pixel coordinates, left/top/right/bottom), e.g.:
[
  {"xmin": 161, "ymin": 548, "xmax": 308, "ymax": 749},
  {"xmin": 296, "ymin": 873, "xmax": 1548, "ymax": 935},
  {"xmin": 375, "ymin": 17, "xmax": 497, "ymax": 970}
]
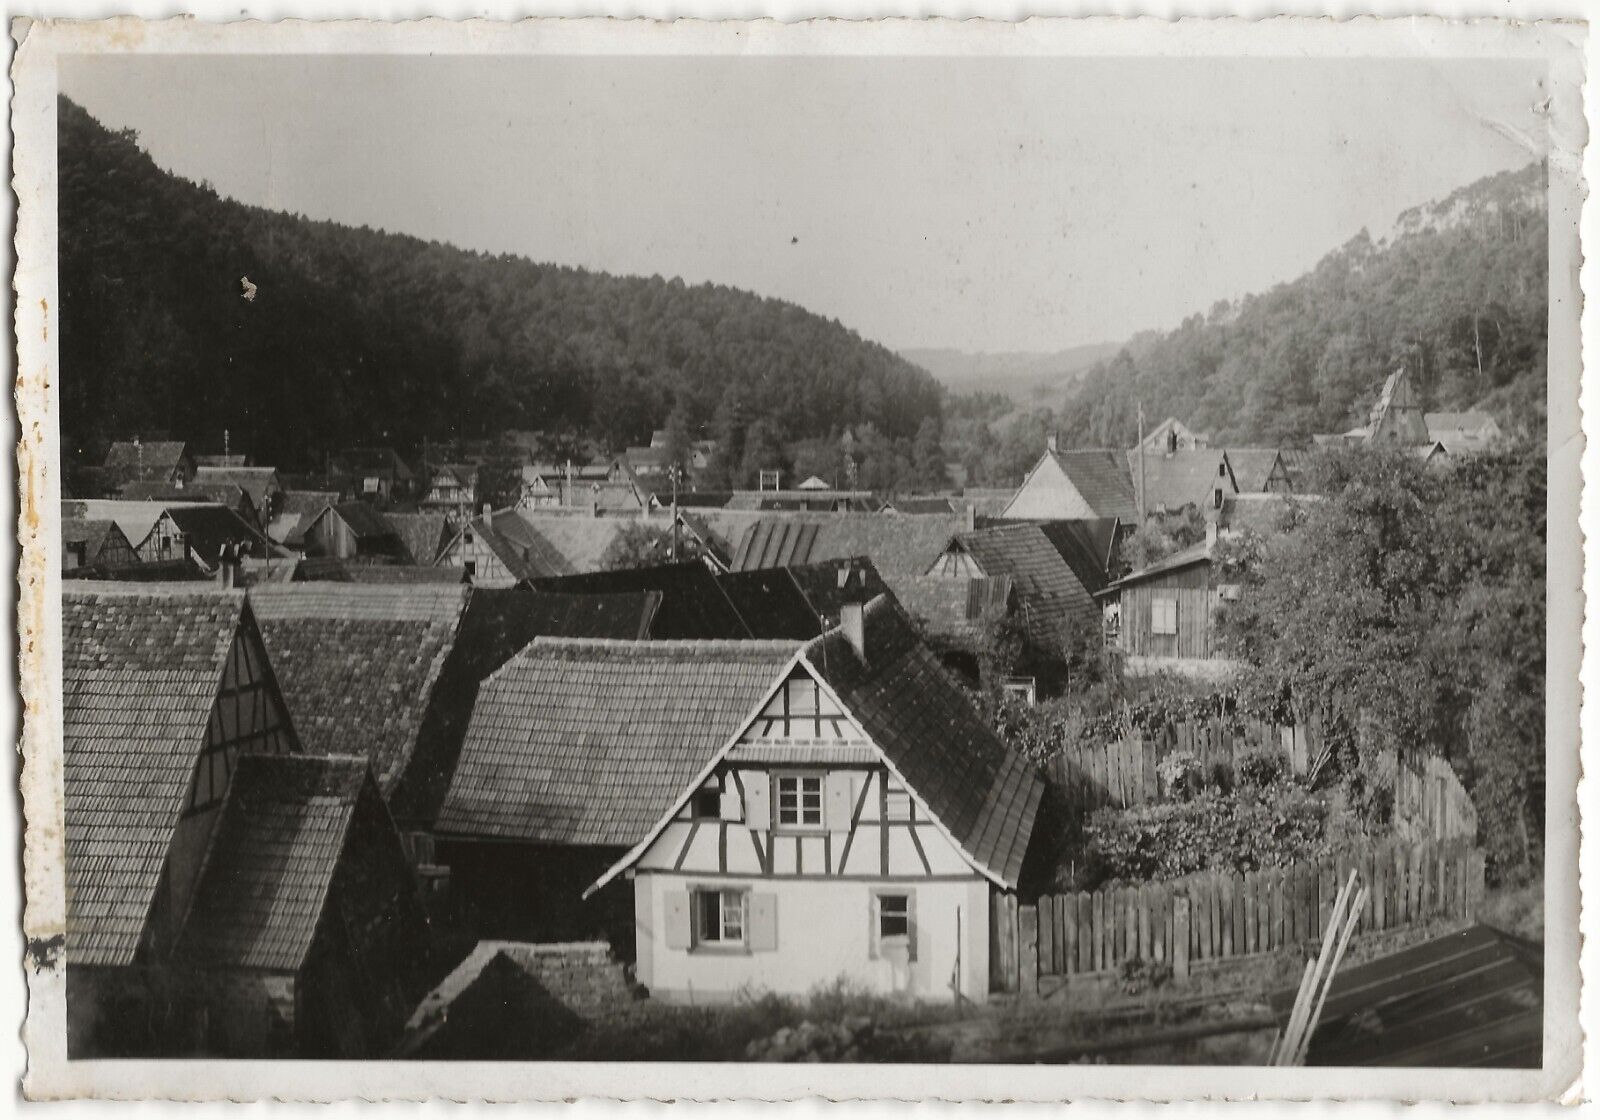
[
  {"xmin": 1137, "ymin": 402, "xmax": 1147, "ymax": 523},
  {"xmin": 670, "ymin": 464, "xmax": 681, "ymax": 560}
]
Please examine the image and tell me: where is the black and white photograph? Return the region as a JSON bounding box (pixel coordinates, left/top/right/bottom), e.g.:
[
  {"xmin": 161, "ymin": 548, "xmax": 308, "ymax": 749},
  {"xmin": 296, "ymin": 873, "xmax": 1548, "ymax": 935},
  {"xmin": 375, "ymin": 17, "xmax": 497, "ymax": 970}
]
[{"xmin": 12, "ymin": 14, "xmax": 1585, "ymax": 1102}]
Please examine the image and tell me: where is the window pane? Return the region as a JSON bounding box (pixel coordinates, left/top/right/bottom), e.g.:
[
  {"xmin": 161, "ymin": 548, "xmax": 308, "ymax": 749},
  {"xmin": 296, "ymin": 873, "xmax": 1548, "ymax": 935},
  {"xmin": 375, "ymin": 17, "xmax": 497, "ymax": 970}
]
[
  {"xmin": 722, "ymin": 893, "xmax": 745, "ymax": 942},
  {"xmin": 879, "ymin": 895, "xmax": 910, "ymax": 938},
  {"xmin": 697, "ymin": 891, "xmax": 722, "ymax": 941}
]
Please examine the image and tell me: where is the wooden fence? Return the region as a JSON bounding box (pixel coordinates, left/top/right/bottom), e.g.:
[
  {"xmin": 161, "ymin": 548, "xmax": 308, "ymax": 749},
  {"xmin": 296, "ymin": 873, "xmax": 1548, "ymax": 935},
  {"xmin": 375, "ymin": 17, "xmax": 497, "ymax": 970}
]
[
  {"xmin": 990, "ymin": 838, "xmax": 1484, "ymax": 995},
  {"xmin": 1047, "ymin": 716, "xmax": 1322, "ymax": 813},
  {"xmin": 1394, "ymin": 751, "xmax": 1479, "ymax": 843}
]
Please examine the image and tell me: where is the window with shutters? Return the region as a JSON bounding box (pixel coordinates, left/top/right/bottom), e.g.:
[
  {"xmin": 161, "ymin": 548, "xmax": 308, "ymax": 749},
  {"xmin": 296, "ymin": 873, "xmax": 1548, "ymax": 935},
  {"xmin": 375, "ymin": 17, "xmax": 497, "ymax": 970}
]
[
  {"xmin": 694, "ymin": 888, "xmax": 747, "ymax": 945},
  {"xmin": 775, "ymin": 772, "xmax": 824, "ymax": 829},
  {"xmin": 1151, "ymin": 597, "xmax": 1178, "ymax": 635}
]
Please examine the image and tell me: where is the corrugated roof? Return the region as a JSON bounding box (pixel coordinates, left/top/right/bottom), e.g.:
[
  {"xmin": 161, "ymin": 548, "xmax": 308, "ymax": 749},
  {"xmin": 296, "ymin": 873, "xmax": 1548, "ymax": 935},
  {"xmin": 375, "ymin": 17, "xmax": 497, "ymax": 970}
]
[
  {"xmin": 248, "ymin": 584, "xmax": 468, "ymax": 795},
  {"xmin": 63, "ymin": 587, "xmax": 247, "ymax": 966},
  {"xmin": 388, "ymin": 588, "xmax": 662, "ymax": 826},
  {"xmin": 730, "ymin": 514, "xmax": 964, "ymax": 578},
  {"xmin": 1046, "ymin": 450, "xmax": 1139, "ymax": 521},
  {"xmin": 1269, "ymin": 923, "xmax": 1541, "ymax": 1068},
  {"xmin": 802, "ymin": 598, "xmax": 1043, "ymax": 887},
  {"xmin": 434, "ymin": 638, "xmax": 800, "ymax": 845},
  {"xmin": 173, "ymin": 754, "xmax": 371, "ymax": 972}
]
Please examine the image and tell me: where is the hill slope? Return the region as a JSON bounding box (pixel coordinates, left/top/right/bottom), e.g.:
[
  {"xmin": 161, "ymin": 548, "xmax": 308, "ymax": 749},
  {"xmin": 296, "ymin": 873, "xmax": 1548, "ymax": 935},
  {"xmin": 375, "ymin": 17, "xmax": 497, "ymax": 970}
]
[
  {"xmin": 57, "ymin": 97, "xmax": 942, "ymax": 470},
  {"xmin": 901, "ymin": 342, "xmax": 1122, "ymax": 405},
  {"xmin": 1053, "ymin": 163, "xmax": 1548, "ymax": 448}
]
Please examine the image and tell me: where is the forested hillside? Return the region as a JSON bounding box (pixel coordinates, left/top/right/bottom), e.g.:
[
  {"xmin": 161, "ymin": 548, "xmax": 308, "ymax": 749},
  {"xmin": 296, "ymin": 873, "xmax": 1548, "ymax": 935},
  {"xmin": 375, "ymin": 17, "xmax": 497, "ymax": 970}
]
[
  {"xmin": 1053, "ymin": 163, "xmax": 1548, "ymax": 449},
  {"xmin": 57, "ymin": 97, "xmax": 941, "ymax": 471}
]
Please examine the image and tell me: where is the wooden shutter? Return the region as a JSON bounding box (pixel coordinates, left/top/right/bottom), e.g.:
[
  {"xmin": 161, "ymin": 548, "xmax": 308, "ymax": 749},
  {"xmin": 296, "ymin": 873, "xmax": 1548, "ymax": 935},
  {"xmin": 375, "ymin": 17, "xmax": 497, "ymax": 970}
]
[
  {"xmin": 749, "ymin": 892, "xmax": 778, "ymax": 952},
  {"xmin": 824, "ymin": 771, "xmax": 853, "ymax": 831},
  {"xmin": 906, "ymin": 890, "xmax": 919, "ymax": 962},
  {"xmin": 745, "ymin": 774, "xmax": 772, "ymax": 831},
  {"xmin": 663, "ymin": 890, "xmax": 693, "ymax": 950}
]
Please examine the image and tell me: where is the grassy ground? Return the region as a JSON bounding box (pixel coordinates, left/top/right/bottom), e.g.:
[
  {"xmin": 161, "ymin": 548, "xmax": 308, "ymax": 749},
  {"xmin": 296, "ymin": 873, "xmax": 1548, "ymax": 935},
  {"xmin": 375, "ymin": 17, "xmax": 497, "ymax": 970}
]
[{"xmin": 1477, "ymin": 875, "xmax": 1544, "ymax": 942}]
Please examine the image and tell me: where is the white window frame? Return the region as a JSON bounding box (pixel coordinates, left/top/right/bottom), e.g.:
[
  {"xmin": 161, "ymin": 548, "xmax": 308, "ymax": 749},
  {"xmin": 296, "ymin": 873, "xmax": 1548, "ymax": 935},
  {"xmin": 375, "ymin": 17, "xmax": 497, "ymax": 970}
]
[
  {"xmin": 694, "ymin": 887, "xmax": 748, "ymax": 946},
  {"xmin": 1002, "ymin": 676, "xmax": 1038, "ymax": 705},
  {"xmin": 774, "ymin": 772, "xmax": 825, "ymax": 830},
  {"xmin": 1151, "ymin": 597, "xmax": 1179, "ymax": 636}
]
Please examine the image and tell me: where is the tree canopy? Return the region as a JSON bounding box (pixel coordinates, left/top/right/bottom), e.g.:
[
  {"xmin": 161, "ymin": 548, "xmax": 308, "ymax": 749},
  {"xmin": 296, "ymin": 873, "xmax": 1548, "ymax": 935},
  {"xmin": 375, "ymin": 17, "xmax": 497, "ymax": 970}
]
[{"xmin": 57, "ymin": 97, "xmax": 942, "ymax": 473}]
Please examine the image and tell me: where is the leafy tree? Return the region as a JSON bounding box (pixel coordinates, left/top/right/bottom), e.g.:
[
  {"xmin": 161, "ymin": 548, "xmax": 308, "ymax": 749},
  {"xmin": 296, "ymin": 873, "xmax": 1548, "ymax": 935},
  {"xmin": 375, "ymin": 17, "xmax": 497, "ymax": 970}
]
[{"xmin": 1214, "ymin": 445, "xmax": 1546, "ymax": 880}]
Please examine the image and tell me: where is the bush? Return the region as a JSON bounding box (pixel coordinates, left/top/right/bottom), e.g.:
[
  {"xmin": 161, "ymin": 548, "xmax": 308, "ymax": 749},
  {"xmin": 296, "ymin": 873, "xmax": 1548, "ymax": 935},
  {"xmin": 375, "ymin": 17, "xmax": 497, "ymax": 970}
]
[
  {"xmin": 1236, "ymin": 748, "xmax": 1286, "ymax": 789},
  {"xmin": 1083, "ymin": 783, "xmax": 1330, "ymax": 886}
]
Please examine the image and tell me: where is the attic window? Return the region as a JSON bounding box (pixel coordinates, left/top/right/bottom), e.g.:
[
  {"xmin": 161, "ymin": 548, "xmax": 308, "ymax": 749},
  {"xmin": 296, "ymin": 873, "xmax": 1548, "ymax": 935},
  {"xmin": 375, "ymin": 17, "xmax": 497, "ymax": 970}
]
[
  {"xmin": 775, "ymin": 774, "xmax": 824, "ymax": 829},
  {"xmin": 690, "ymin": 783, "xmax": 723, "ymax": 819}
]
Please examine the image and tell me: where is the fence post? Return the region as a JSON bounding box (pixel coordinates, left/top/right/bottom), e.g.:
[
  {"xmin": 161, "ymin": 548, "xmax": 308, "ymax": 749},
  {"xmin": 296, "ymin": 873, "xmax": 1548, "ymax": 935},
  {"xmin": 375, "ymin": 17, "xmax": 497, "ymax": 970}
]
[
  {"xmin": 1019, "ymin": 903, "xmax": 1039, "ymax": 996},
  {"xmin": 1174, "ymin": 894, "xmax": 1191, "ymax": 981}
]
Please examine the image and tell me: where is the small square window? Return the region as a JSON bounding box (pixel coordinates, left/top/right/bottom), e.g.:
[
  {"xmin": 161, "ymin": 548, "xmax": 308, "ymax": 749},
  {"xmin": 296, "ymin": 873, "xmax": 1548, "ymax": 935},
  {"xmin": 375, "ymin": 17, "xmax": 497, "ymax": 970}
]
[
  {"xmin": 463, "ymin": 560, "xmax": 476, "ymax": 578},
  {"xmin": 776, "ymin": 774, "xmax": 824, "ymax": 828},
  {"xmin": 696, "ymin": 888, "xmax": 746, "ymax": 945},
  {"xmin": 690, "ymin": 784, "xmax": 723, "ymax": 819}
]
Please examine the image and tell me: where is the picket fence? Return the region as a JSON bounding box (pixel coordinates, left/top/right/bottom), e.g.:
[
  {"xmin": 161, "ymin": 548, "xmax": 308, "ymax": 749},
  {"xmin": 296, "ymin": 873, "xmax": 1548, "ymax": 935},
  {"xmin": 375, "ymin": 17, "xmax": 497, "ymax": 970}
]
[
  {"xmin": 1047, "ymin": 716, "xmax": 1323, "ymax": 813},
  {"xmin": 1393, "ymin": 752, "xmax": 1478, "ymax": 844},
  {"xmin": 990, "ymin": 838, "xmax": 1484, "ymax": 995}
]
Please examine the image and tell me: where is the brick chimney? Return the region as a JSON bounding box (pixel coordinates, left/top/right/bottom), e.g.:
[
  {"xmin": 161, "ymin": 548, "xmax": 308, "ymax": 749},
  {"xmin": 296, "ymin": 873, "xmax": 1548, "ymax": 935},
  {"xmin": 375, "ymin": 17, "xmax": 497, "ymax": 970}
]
[
  {"xmin": 840, "ymin": 601, "xmax": 866, "ymax": 661},
  {"xmin": 965, "ymin": 503, "xmax": 977, "ymax": 532},
  {"xmin": 1046, "ymin": 431, "xmax": 1059, "ymax": 454}
]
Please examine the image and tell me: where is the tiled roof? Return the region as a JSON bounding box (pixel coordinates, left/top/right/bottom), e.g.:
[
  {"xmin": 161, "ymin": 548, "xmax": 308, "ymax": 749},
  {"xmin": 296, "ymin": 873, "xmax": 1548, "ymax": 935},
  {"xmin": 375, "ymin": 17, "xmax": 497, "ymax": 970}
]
[
  {"xmin": 529, "ymin": 562, "xmax": 751, "ymax": 640},
  {"xmin": 1125, "ymin": 447, "xmax": 1230, "ymax": 513},
  {"xmin": 488, "ymin": 511, "xmax": 576, "ymax": 578},
  {"xmin": 802, "ymin": 598, "xmax": 1042, "ymax": 888},
  {"xmin": 62, "ymin": 587, "xmax": 246, "ymax": 966},
  {"xmin": 1221, "ymin": 449, "xmax": 1285, "ymax": 494},
  {"xmin": 952, "ymin": 522, "xmax": 1104, "ymax": 645},
  {"xmin": 384, "ymin": 511, "xmax": 450, "ymax": 566},
  {"xmin": 117, "ymin": 480, "xmax": 252, "ymax": 513},
  {"xmin": 165, "ymin": 503, "xmax": 278, "ymax": 563},
  {"xmin": 330, "ymin": 500, "xmax": 400, "ymax": 541},
  {"xmin": 103, "ymin": 440, "xmax": 189, "ymax": 479},
  {"xmin": 344, "ymin": 564, "xmax": 469, "ymax": 585},
  {"xmin": 64, "ymin": 499, "xmax": 172, "ymax": 551},
  {"xmin": 248, "ymin": 584, "xmax": 468, "ymax": 795},
  {"xmin": 891, "ymin": 575, "xmax": 1013, "ymax": 649},
  {"xmin": 174, "ymin": 755, "xmax": 371, "ymax": 972},
  {"xmin": 730, "ymin": 514, "xmax": 964, "ymax": 578},
  {"xmin": 62, "ymin": 518, "xmax": 122, "ymax": 562},
  {"xmin": 333, "ymin": 447, "xmax": 414, "ymax": 481},
  {"xmin": 389, "ymin": 588, "xmax": 663, "ymax": 826},
  {"xmin": 715, "ymin": 567, "xmax": 829, "ymax": 640},
  {"xmin": 193, "ymin": 466, "xmax": 281, "ymax": 510},
  {"xmin": 886, "ymin": 497, "xmax": 957, "ymax": 515},
  {"xmin": 1046, "ymin": 450, "xmax": 1139, "ymax": 521},
  {"xmin": 434, "ymin": 638, "xmax": 799, "ymax": 845},
  {"xmin": 510, "ymin": 513, "xmax": 628, "ymax": 574}
]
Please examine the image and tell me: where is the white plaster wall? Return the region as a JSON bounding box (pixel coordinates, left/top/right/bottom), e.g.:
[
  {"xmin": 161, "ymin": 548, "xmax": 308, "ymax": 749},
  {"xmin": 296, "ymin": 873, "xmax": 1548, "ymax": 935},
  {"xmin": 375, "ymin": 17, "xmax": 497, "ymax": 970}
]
[
  {"xmin": 638, "ymin": 872, "xmax": 990, "ymax": 1005},
  {"xmin": 1001, "ymin": 457, "xmax": 1098, "ymax": 520}
]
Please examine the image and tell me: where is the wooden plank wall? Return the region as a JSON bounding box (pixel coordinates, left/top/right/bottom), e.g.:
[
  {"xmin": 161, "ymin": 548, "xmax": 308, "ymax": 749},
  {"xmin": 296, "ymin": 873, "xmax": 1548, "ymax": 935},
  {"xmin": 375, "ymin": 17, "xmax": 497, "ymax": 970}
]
[{"xmin": 991, "ymin": 839, "xmax": 1484, "ymax": 994}]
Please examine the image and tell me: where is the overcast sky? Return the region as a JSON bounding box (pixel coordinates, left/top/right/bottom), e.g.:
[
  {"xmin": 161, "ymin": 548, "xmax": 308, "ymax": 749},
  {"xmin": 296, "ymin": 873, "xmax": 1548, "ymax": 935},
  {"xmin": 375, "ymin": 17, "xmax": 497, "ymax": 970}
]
[{"xmin": 60, "ymin": 54, "xmax": 1546, "ymax": 354}]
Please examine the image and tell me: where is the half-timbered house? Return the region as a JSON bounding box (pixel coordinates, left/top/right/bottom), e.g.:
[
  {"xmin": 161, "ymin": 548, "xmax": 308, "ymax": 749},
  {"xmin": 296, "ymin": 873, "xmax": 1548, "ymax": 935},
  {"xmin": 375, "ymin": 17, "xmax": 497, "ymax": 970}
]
[
  {"xmin": 1000, "ymin": 437, "xmax": 1139, "ymax": 522},
  {"xmin": 589, "ymin": 597, "xmax": 1043, "ymax": 1004},
  {"xmin": 62, "ymin": 586, "xmax": 298, "ymax": 1055}
]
